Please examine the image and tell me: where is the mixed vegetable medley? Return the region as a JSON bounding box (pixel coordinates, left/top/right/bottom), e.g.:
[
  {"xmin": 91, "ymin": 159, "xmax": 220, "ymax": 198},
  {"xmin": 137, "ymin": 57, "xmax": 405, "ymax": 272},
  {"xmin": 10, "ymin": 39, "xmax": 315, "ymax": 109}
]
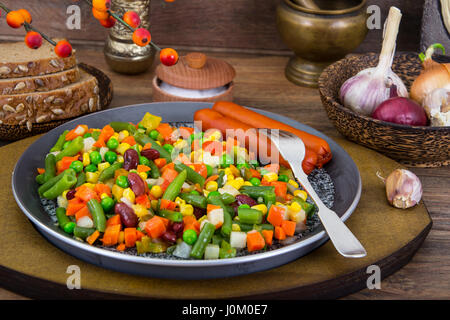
[{"xmin": 36, "ymin": 112, "xmax": 316, "ymax": 260}]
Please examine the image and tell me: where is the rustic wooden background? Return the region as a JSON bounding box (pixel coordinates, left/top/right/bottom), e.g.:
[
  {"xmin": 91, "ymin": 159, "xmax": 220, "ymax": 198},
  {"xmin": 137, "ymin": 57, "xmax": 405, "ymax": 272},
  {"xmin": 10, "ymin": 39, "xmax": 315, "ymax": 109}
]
[{"xmin": 0, "ymin": 0, "xmax": 424, "ymax": 54}]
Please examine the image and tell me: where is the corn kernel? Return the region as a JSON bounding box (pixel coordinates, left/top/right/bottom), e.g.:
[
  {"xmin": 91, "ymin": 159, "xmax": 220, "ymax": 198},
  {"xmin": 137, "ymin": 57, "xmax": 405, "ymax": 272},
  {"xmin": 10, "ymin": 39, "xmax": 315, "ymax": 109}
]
[
  {"xmin": 226, "ymin": 180, "xmax": 242, "ymax": 191},
  {"xmin": 175, "ymin": 197, "xmax": 186, "ymax": 206},
  {"xmin": 151, "ymin": 200, "xmax": 159, "ymax": 211},
  {"xmin": 224, "ymin": 168, "xmax": 233, "ymax": 176},
  {"xmin": 118, "ymin": 130, "xmax": 129, "ymax": 142},
  {"xmin": 229, "ymin": 165, "xmax": 240, "ymax": 177},
  {"xmin": 82, "ymin": 153, "xmax": 90, "ymax": 166},
  {"xmin": 112, "ymin": 184, "xmax": 124, "ymax": 200},
  {"xmin": 263, "ymin": 172, "xmax": 278, "ymax": 183},
  {"xmin": 150, "ymin": 185, "xmax": 163, "ymax": 199},
  {"xmin": 243, "ymin": 181, "xmax": 253, "ymax": 186},
  {"xmin": 133, "ymin": 204, "xmax": 149, "ymax": 218},
  {"xmin": 251, "ymin": 204, "xmax": 268, "ymax": 215},
  {"xmin": 86, "ymin": 171, "xmax": 99, "ymax": 184},
  {"xmin": 198, "ymin": 214, "xmax": 208, "ymax": 224},
  {"xmin": 226, "ymin": 174, "xmax": 234, "ymax": 182},
  {"xmin": 123, "ymin": 188, "xmax": 136, "ymax": 204},
  {"xmin": 203, "ymin": 190, "xmax": 210, "ymax": 197},
  {"xmin": 62, "ymin": 190, "xmax": 69, "ymax": 200},
  {"xmin": 231, "ymin": 224, "xmax": 241, "ymax": 232},
  {"xmin": 290, "ymin": 201, "xmax": 302, "ymax": 213},
  {"xmin": 116, "ymin": 143, "xmax": 131, "ymax": 155},
  {"xmin": 205, "ymin": 181, "xmax": 218, "ymax": 192},
  {"xmin": 139, "ymin": 172, "xmax": 148, "ymax": 180},
  {"xmin": 97, "ymin": 162, "xmax": 111, "ymax": 173},
  {"xmin": 288, "ymin": 179, "xmax": 299, "ymax": 189},
  {"xmin": 138, "ymin": 145, "xmax": 142, "ymax": 152},
  {"xmin": 294, "ymin": 190, "xmax": 308, "ymax": 201},
  {"xmin": 117, "ymin": 155, "xmax": 124, "ymax": 163},
  {"xmin": 275, "ymin": 201, "xmax": 284, "ymax": 206},
  {"xmin": 100, "ymin": 193, "xmax": 109, "ymax": 200},
  {"xmin": 189, "ymin": 165, "xmax": 195, "ymax": 170},
  {"xmin": 180, "ymin": 204, "xmax": 194, "ymax": 216},
  {"xmin": 112, "ymin": 132, "xmax": 119, "ymax": 140},
  {"xmin": 289, "ymin": 209, "xmax": 306, "ymax": 223},
  {"xmin": 156, "ymin": 141, "xmax": 161, "ymax": 146}
]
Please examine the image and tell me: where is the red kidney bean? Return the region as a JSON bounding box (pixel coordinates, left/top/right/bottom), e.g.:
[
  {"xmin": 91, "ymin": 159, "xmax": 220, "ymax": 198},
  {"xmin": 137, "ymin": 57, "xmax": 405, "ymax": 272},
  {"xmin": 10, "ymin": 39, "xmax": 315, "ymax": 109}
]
[
  {"xmin": 115, "ymin": 202, "xmax": 138, "ymax": 227},
  {"xmin": 140, "ymin": 148, "xmax": 160, "ymax": 160},
  {"xmin": 66, "ymin": 189, "xmax": 76, "ymax": 200},
  {"xmin": 162, "ymin": 231, "xmax": 177, "ymax": 243},
  {"xmin": 123, "ymin": 149, "xmax": 139, "ymax": 171},
  {"xmin": 193, "ymin": 206, "xmax": 206, "ymax": 220},
  {"xmin": 235, "ymin": 194, "xmax": 258, "ymax": 207},
  {"xmin": 127, "ymin": 172, "xmax": 145, "ymax": 196},
  {"xmin": 78, "ymin": 156, "xmax": 83, "ymax": 162},
  {"xmin": 171, "ymin": 221, "xmax": 184, "ymax": 235}
]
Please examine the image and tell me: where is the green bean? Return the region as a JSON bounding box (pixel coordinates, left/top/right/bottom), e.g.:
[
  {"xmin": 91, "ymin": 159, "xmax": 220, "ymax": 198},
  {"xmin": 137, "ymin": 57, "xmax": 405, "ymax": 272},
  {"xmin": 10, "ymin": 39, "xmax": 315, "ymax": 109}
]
[
  {"xmin": 158, "ymin": 209, "xmax": 183, "ymax": 222},
  {"xmin": 219, "ymin": 240, "xmax": 236, "ymax": 259},
  {"xmin": 174, "ymin": 163, "xmax": 205, "ymax": 188},
  {"xmin": 147, "ymin": 159, "xmax": 160, "ymax": 179},
  {"xmin": 217, "ymin": 170, "xmax": 225, "ymax": 188},
  {"xmin": 50, "ymin": 130, "xmax": 69, "ymax": 152},
  {"xmin": 38, "ymin": 172, "xmax": 64, "ymax": 196},
  {"xmin": 212, "ymin": 234, "xmax": 224, "ymax": 246},
  {"xmin": 166, "ymin": 245, "xmax": 177, "ymax": 255},
  {"xmin": 42, "ymin": 153, "xmax": 56, "ymax": 183},
  {"xmin": 162, "ymin": 169, "xmax": 187, "ymax": 201},
  {"xmin": 109, "ymin": 121, "xmax": 137, "ymax": 134},
  {"xmin": 220, "ymin": 192, "xmax": 235, "ymax": 205},
  {"xmin": 238, "ymin": 207, "xmax": 263, "ymax": 225},
  {"xmin": 98, "ymin": 162, "xmax": 123, "ymax": 182},
  {"xmin": 55, "ymin": 207, "xmax": 76, "ymax": 234},
  {"xmin": 133, "ymin": 133, "xmax": 172, "ymax": 163},
  {"xmin": 55, "ymin": 136, "xmax": 84, "ymax": 162},
  {"xmin": 179, "ymin": 193, "xmax": 207, "ymax": 209},
  {"xmin": 87, "ymin": 199, "xmax": 106, "ymax": 232},
  {"xmin": 73, "ymin": 226, "xmax": 96, "ymax": 240},
  {"xmin": 292, "ymin": 196, "xmax": 316, "ymax": 218},
  {"xmin": 233, "ymin": 220, "xmax": 254, "ymax": 232},
  {"xmin": 240, "ymin": 185, "xmax": 276, "ymax": 206},
  {"xmin": 35, "ymin": 174, "xmax": 45, "ymax": 185},
  {"xmin": 75, "ymin": 172, "xmax": 86, "ymax": 188},
  {"xmin": 42, "ymin": 170, "xmax": 77, "ymax": 200},
  {"xmin": 253, "ymin": 223, "xmax": 274, "ymax": 232},
  {"xmin": 190, "ymin": 222, "xmax": 215, "ymax": 259}
]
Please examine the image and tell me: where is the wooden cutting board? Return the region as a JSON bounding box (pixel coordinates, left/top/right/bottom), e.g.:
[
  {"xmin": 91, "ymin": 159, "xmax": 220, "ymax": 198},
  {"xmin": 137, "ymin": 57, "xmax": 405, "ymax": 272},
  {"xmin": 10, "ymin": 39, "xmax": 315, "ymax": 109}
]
[{"xmin": 0, "ymin": 136, "xmax": 431, "ymax": 299}]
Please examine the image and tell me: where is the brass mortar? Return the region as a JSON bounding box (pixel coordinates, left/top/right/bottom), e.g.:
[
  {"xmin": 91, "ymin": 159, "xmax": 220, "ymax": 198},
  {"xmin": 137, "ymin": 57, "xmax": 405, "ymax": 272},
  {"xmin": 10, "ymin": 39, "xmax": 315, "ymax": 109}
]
[{"xmin": 277, "ymin": 0, "xmax": 368, "ymax": 87}]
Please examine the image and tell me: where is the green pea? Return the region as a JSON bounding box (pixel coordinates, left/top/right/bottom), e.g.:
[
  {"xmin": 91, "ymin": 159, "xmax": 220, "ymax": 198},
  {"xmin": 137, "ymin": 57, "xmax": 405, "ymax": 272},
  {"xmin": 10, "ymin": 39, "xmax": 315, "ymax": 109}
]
[
  {"xmin": 62, "ymin": 141, "xmax": 70, "ymax": 150},
  {"xmin": 107, "ymin": 138, "xmax": 119, "ymax": 150},
  {"xmin": 63, "ymin": 222, "xmax": 76, "ymax": 234},
  {"xmin": 69, "ymin": 160, "xmax": 84, "ymax": 173},
  {"xmin": 116, "ymin": 175, "xmax": 129, "ymax": 188},
  {"xmin": 149, "ymin": 130, "xmax": 159, "ymax": 140},
  {"xmin": 90, "ymin": 151, "xmax": 102, "ymax": 165},
  {"xmin": 183, "ymin": 229, "xmax": 198, "ymax": 245},
  {"xmin": 83, "ymin": 133, "xmax": 92, "ymax": 138},
  {"xmin": 278, "ymin": 174, "xmax": 289, "ymax": 182},
  {"xmin": 101, "ymin": 197, "xmax": 115, "ymax": 212},
  {"xmin": 163, "ymin": 144, "xmax": 174, "ymax": 154},
  {"xmin": 190, "ymin": 190, "xmax": 200, "ymax": 195},
  {"xmin": 220, "ymin": 153, "xmax": 234, "ymax": 168},
  {"xmin": 84, "ymin": 164, "xmax": 97, "ymax": 173},
  {"xmin": 205, "ymin": 164, "xmax": 213, "ymax": 177},
  {"xmin": 239, "ymin": 204, "xmax": 250, "ymax": 209},
  {"xmin": 139, "ymin": 156, "xmax": 150, "ymax": 166},
  {"xmin": 104, "ymin": 151, "xmax": 117, "ymax": 164},
  {"xmin": 250, "ymin": 177, "xmax": 261, "ymax": 186}
]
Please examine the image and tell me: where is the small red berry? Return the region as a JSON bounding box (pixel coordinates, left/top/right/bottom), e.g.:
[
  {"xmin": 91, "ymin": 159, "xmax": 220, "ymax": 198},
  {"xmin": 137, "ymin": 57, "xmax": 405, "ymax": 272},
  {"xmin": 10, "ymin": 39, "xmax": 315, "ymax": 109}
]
[
  {"xmin": 92, "ymin": 0, "xmax": 111, "ymax": 12},
  {"xmin": 160, "ymin": 48, "xmax": 179, "ymax": 66},
  {"xmin": 92, "ymin": 7, "xmax": 110, "ymax": 20},
  {"xmin": 54, "ymin": 40, "xmax": 73, "ymax": 58},
  {"xmin": 17, "ymin": 9, "xmax": 32, "ymax": 24},
  {"xmin": 6, "ymin": 11, "xmax": 25, "ymax": 29},
  {"xmin": 132, "ymin": 28, "xmax": 151, "ymax": 47},
  {"xmin": 99, "ymin": 16, "xmax": 116, "ymax": 28},
  {"xmin": 24, "ymin": 31, "xmax": 43, "ymax": 49},
  {"xmin": 123, "ymin": 11, "xmax": 141, "ymax": 29}
]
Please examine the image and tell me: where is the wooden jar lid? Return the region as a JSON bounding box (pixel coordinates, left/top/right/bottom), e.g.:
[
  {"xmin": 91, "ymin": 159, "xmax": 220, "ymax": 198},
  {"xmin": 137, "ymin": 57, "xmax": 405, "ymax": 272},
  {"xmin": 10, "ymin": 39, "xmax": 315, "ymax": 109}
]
[{"xmin": 156, "ymin": 52, "xmax": 236, "ymax": 90}]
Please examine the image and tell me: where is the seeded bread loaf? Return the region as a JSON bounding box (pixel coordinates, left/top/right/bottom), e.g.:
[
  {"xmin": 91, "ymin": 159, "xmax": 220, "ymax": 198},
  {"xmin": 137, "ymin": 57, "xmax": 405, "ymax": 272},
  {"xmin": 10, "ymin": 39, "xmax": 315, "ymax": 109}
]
[
  {"xmin": 0, "ymin": 41, "xmax": 77, "ymax": 79},
  {"xmin": 0, "ymin": 67, "xmax": 80, "ymax": 95},
  {"xmin": 0, "ymin": 70, "xmax": 100, "ymax": 131}
]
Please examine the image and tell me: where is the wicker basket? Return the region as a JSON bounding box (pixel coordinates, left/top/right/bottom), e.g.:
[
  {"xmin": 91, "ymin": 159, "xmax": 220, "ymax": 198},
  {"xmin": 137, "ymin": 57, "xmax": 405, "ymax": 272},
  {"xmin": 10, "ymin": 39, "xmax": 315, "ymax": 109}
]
[{"xmin": 318, "ymin": 52, "xmax": 450, "ymax": 167}]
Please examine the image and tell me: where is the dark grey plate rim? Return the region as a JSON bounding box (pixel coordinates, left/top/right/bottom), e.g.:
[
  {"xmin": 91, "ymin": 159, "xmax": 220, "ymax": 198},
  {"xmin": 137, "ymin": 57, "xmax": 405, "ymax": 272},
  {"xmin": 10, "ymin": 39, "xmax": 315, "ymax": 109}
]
[{"xmin": 12, "ymin": 102, "xmax": 362, "ymax": 267}]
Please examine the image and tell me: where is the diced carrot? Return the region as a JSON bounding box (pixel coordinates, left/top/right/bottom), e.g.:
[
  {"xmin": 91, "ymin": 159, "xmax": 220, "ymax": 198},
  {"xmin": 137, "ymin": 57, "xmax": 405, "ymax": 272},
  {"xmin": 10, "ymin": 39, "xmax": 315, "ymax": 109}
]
[
  {"xmin": 160, "ymin": 199, "xmax": 177, "ymax": 211},
  {"xmin": 281, "ymin": 220, "xmax": 296, "ymax": 237},
  {"xmin": 154, "ymin": 158, "xmax": 167, "ymax": 169},
  {"xmin": 184, "ymin": 223, "xmax": 200, "ymax": 235},
  {"xmin": 267, "ymin": 205, "xmax": 284, "ymax": 227},
  {"xmin": 183, "ymin": 215, "xmax": 197, "ymax": 225},
  {"xmin": 124, "ymin": 227, "xmax": 137, "ymax": 247},
  {"xmin": 136, "ymin": 230, "xmax": 145, "ymax": 241},
  {"xmin": 207, "ymin": 204, "xmax": 221, "ymax": 213},
  {"xmin": 37, "ymin": 168, "xmax": 45, "ymax": 174},
  {"xmin": 56, "ymin": 156, "xmax": 79, "ymax": 174},
  {"xmin": 271, "ymin": 181, "xmax": 287, "ymax": 199},
  {"xmin": 250, "ymin": 169, "xmax": 261, "ymax": 179},
  {"xmin": 160, "ymin": 216, "xmax": 170, "ymax": 228},
  {"xmin": 262, "ymin": 230, "xmax": 273, "ymax": 246},
  {"xmin": 102, "ymin": 224, "xmax": 121, "ymax": 246},
  {"xmin": 274, "ymin": 226, "xmax": 286, "ymax": 240},
  {"xmin": 247, "ymin": 230, "xmax": 266, "ymax": 252},
  {"xmin": 106, "ymin": 214, "xmax": 121, "ymax": 227},
  {"xmin": 173, "ymin": 153, "xmax": 191, "ymax": 165},
  {"xmin": 94, "ymin": 183, "xmax": 111, "ymax": 197},
  {"xmin": 75, "ymin": 205, "xmax": 92, "ymax": 222},
  {"xmin": 161, "ymin": 168, "xmax": 178, "ymax": 183},
  {"xmin": 144, "ymin": 216, "xmax": 167, "ymax": 238},
  {"xmin": 86, "ymin": 230, "xmax": 100, "ymax": 245},
  {"xmin": 93, "ymin": 125, "xmax": 115, "ymax": 148},
  {"xmin": 161, "ymin": 162, "xmax": 175, "ymax": 173},
  {"xmin": 65, "ymin": 125, "xmax": 88, "ymax": 141},
  {"xmin": 135, "ymin": 194, "xmax": 151, "ymax": 209},
  {"xmin": 202, "ymin": 140, "xmax": 224, "ymax": 156},
  {"xmin": 264, "ymin": 164, "xmax": 280, "ymax": 174},
  {"xmin": 75, "ymin": 185, "xmax": 100, "ymax": 202},
  {"xmin": 137, "ymin": 165, "xmax": 151, "ymax": 173},
  {"xmin": 66, "ymin": 198, "xmax": 85, "ymax": 216},
  {"xmin": 205, "ymin": 175, "xmax": 219, "ymax": 185},
  {"xmin": 116, "ymin": 243, "xmax": 126, "ymax": 251},
  {"xmin": 192, "ymin": 163, "xmax": 208, "ymax": 179},
  {"xmin": 142, "ymin": 142, "xmax": 152, "ymax": 150},
  {"xmin": 178, "ymin": 126, "xmax": 194, "ymax": 137},
  {"xmin": 159, "ymin": 179, "xmax": 170, "ymax": 192},
  {"xmin": 121, "ymin": 135, "xmax": 136, "ymax": 146},
  {"xmin": 156, "ymin": 123, "xmax": 174, "ymax": 141}
]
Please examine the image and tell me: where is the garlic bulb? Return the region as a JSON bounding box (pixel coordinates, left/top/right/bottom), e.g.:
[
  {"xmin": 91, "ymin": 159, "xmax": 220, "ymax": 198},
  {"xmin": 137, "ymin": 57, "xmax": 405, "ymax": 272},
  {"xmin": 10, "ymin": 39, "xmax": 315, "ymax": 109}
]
[
  {"xmin": 340, "ymin": 7, "xmax": 408, "ymax": 116},
  {"xmin": 385, "ymin": 169, "xmax": 423, "ymax": 209},
  {"xmin": 422, "ymin": 85, "xmax": 450, "ymax": 126}
]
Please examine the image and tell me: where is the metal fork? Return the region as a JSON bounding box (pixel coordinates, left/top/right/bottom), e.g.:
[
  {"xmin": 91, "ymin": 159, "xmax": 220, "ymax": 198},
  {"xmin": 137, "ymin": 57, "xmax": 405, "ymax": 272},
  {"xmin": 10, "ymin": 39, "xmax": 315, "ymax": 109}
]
[{"xmin": 266, "ymin": 129, "xmax": 367, "ymax": 258}]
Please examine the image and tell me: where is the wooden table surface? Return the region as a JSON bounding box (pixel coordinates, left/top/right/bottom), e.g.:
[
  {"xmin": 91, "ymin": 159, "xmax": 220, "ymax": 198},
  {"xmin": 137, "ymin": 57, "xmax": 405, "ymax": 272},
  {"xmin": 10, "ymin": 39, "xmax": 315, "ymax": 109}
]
[{"xmin": 1, "ymin": 46, "xmax": 449, "ymax": 300}]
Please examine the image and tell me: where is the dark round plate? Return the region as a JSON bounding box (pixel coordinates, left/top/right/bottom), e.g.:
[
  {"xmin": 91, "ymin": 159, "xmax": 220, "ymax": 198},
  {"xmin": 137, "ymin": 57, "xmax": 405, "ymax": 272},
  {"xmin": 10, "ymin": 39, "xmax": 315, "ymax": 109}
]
[{"xmin": 12, "ymin": 102, "xmax": 361, "ymax": 279}]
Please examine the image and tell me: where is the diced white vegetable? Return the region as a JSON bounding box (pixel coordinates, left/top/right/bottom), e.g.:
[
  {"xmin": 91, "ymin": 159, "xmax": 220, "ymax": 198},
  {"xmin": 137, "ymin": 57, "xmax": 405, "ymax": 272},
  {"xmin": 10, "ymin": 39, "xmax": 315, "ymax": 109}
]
[
  {"xmin": 218, "ymin": 184, "xmax": 239, "ymax": 197},
  {"xmin": 120, "ymin": 197, "xmax": 134, "ymax": 208},
  {"xmin": 82, "ymin": 137, "xmax": 96, "ymax": 153},
  {"xmin": 230, "ymin": 231, "xmax": 247, "ymax": 249},
  {"xmin": 289, "ymin": 209, "xmax": 306, "ymax": 224},
  {"xmin": 279, "ymin": 205, "xmax": 289, "ymax": 220},
  {"xmin": 146, "ymin": 178, "xmax": 158, "ymax": 186},
  {"xmin": 204, "ymin": 244, "xmax": 220, "ymax": 260},
  {"xmin": 207, "ymin": 208, "xmax": 224, "ymax": 228},
  {"xmin": 99, "ymin": 147, "xmax": 109, "ymax": 160},
  {"xmin": 202, "ymin": 152, "xmax": 220, "ymax": 168},
  {"xmin": 77, "ymin": 216, "xmax": 94, "ymax": 228},
  {"xmin": 295, "ymin": 221, "xmax": 307, "ymax": 233},
  {"xmin": 173, "ymin": 241, "xmax": 192, "ymax": 258},
  {"xmin": 57, "ymin": 196, "xmax": 68, "ymax": 209}
]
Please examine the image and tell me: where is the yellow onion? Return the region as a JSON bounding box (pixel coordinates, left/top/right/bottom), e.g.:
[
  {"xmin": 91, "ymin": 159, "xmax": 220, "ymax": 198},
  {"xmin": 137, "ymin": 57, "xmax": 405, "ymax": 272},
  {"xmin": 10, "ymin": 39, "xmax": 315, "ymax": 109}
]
[
  {"xmin": 385, "ymin": 169, "xmax": 423, "ymax": 209},
  {"xmin": 410, "ymin": 43, "xmax": 450, "ymax": 105},
  {"xmin": 422, "ymin": 85, "xmax": 450, "ymax": 126}
]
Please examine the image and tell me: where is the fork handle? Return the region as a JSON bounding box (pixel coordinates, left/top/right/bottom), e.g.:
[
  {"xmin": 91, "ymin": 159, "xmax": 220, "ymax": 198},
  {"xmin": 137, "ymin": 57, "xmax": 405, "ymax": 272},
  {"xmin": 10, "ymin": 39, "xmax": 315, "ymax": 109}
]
[{"xmin": 292, "ymin": 166, "xmax": 367, "ymax": 258}]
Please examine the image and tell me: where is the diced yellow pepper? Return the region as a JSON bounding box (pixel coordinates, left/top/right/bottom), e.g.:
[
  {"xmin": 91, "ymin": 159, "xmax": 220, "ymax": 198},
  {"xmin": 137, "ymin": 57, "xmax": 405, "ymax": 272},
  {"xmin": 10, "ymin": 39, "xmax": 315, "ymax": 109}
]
[
  {"xmin": 150, "ymin": 185, "xmax": 163, "ymax": 199},
  {"xmin": 123, "ymin": 188, "xmax": 135, "ymax": 204},
  {"xmin": 112, "ymin": 185, "xmax": 124, "ymax": 200},
  {"xmin": 140, "ymin": 112, "xmax": 162, "ymax": 133},
  {"xmin": 86, "ymin": 172, "xmax": 99, "ymax": 184},
  {"xmin": 97, "ymin": 162, "xmax": 110, "ymax": 173},
  {"xmin": 117, "ymin": 155, "xmax": 124, "ymax": 163},
  {"xmin": 294, "ymin": 190, "xmax": 308, "ymax": 201},
  {"xmin": 263, "ymin": 172, "xmax": 278, "ymax": 183},
  {"xmin": 82, "ymin": 153, "xmax": 90, "ymax": 166},
  {"xmin": 116, "ymin": 143, "xmax": 131, "ymax": 155}
]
